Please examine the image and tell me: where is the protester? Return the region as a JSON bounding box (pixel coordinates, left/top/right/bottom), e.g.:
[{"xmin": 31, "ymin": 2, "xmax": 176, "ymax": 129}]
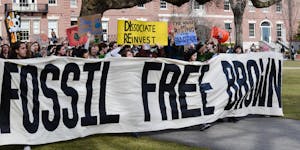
[
  {"xmin": 9, "ymin": 42, "xmax": 31, "ymax": 59},
  {"xmin": 184, "ymin": 48, "xmax": 197, "ymax": 62},
  {"xmin": 54, "ymin": 45, "xmax": 66, "ymax": 56},
  {"xmin": 250, "ymin": 43, "xmax": 256, "ymax": 52},
  {"xmin": 233, "ymin": 45, "xmax": 243, "ymax": 54},
  {"xmin": 119, "ymin": 45, "xmax": 132, "ymax": 57},
  {"xmin": 30, "ymin": 41, "xmax": 42, "ymax": 57},
  {"xmin": 136, "ymin": 44, "xmax": 158, "ymax": 58},
  {"xmin": 291, "ymin": 45, "xmax": 295, "ymax": 61},
  {"xmin": 99, "ymin": 42, "xmax": 109, "ymax": 58},
  {"xmin": 0, "ymin": 44, "xmax": 10, "ymax": 59},
  {"xmin": 88, "ymin": 43, "xmax": 100, "ymax": 59},
  {"xmin": 197, "ymin": 40, "xmax": 216, "ymax": 62},
  {"xmin": 51, "ymin": 29, "xmax": 58, "ymax": 44},
  {"xmin": 74, "ymin": 47, "xmax": 89, "ymax": 58}
]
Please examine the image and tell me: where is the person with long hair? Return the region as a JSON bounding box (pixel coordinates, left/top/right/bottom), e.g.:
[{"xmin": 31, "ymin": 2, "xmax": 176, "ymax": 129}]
[
  {"xmin": 9, "ymin": 42, "xmax": 31, "ymax": 59},
  {"xmin": 0, "ymin": 44, "xmax": 10, "ymax": 59},
  {"xmin": 30, "ymin": 41, "xmax": 42, "ymax": 57},
  {"xmin": 54, "ymin": 45, "xmax": 66, "ymax": 56}
]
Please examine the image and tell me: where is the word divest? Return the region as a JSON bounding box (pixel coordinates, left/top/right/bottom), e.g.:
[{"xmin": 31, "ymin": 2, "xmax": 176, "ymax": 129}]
[{"xmin": 0, "ymin": 52, "xmax": 283, "ymax": 145}]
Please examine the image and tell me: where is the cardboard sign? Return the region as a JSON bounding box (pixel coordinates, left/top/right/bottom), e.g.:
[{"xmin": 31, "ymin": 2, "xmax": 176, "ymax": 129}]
[
  {"xmin": 169, "ymin": 20, "xmax": 198, "ymax": 46},
  {"xmin": 66, "ymin": 26, "xmax": 88, "ymax": 46},
  {"xmin": 79, "ymin": 14, "xmax": 103, "ymax": 36},
  {"xmin": 117, "ymin": 20, "xmax": 168, "ymax": 45}
]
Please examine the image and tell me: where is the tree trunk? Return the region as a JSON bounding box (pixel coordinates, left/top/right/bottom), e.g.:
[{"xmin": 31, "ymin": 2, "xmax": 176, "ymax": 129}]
[
  {"xmin": 233, "ymin": 12, "xmax": 244, "ymax": 48},
  {"xmin": 287, "ymin": 0, "xmax": 293, "ymax": 48},
  {"xmin": 230, "ymin": 0, "xmax": 246, "ymax": 48}
]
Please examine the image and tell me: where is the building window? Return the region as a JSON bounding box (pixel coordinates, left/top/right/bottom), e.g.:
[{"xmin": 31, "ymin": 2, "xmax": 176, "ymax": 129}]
[
  {"xmin": 249, "ymin": 23, "xmax": 255, "ymax": 37},
  {"xmin": 70, "ymin": 0, "xmax": 77, "ymax": 7},
  {"xmin": 71, "ymin": 21, "xmax": 77, "ymax": 26},
  {"xmin": 224, "ymin": 0, "xmax": 230, "ymax": 11},
  {"xmin": 48, "ymin": 0, "xmax": 56, "ymax": 5},
  {"xmin": 20, "ymin": 0, "xmax": 29, "ymax": 6},
  {"xmin": 102, "ymin": 21, "xmax": 108, "ymax": 42},
  {"xmin": 0, "ymin": 20, "xmax": 2, "ymax": 36},
  {"xmin": 276, "ymin": 24, "xmax": 282, "ymax": 39},
  {"xmin": 262, "ymin": 7, "xmax": 269, "ymax": 13},
  {"xmin": 276, "ymin": 2, "xmax": 282, "ymax": 12},
  {"xmin": 20, "ymin": 20, "xmax": 30, "ymax": 41},
  {"xmin": 248, "ymin": 1, "xmax": 255, "ymax": 12},
  {"xmin": 33, "ymin": 20, "xmax": 40, "ymax": 34},
  {"xmin": 48, "ymin": 20, "xmax": 58, "ymax": 38},
  {"xmin": 160, "ymin": 0, "xmax": 167, "ymax": 9},
  {"xmin": 71, "ymin": 17, "xmax": 77, "ymax": 26},
  {"xmin": 224, "ymin": 23, "xmax": 231, "ymax": 30},
  {"xmin": 137, "ymin": 4, "xmax": 145, "ymax": 8}
]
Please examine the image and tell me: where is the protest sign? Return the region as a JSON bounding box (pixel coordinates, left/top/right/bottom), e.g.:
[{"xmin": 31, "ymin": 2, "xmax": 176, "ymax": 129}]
[
  {"xmin": 117, "ymin": 20, "xmax": 168, "ymax": 45},
  {"xmin": 66, "ymin": 26, "xmax": 88, "ymax": 46},
  {"xmin": 5, "ymin": 11, "xmax": 21, "ymax": 44},
  {"xmin": 79, "ymin": 14, "xmax": 103, "ymax": 36},
  {"xmin": 169, "ymin": 20, "xmax": 198, "ymax": 46},
  {"xmin": 0, "ymin": 52, "xmax": 283, "ymax": 145}
]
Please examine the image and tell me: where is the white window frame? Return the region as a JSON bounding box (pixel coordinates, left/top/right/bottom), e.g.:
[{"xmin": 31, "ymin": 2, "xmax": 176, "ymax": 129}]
[
  {"xmin": 137, "ymin": 4, "xmax": 145, "ymax": 9},
  {"xmin": 276, "ymin": 24, "xmax": 282, "ymax": 39},
  {"xmin": 276, "ymin": 2, "xmax": 282, "ymax": 13},
  {"xmin": 48, "ymin": 20, "xmax": 58, "ymax": 38},
  {"xmin": 262, "ymin": 7, "xmax": 269, "ymax": 13},
  {"xmin": 70, "ymin": 16, "xmax": 78, "ymax": 26},
  {"xmin": 33, "ymin": 20, "xmax": 40, "ymax": 34},
  {"xmin": 193, "ymin": 0, "xmax": 204, "ymax": 10},
  {"xmin": 70, "ymin": 0, "xmax": 77, "ymax": 8},
  {"xmin": 48, "ymin": 0, "xmax": 57, "ymax": 6},
  {"xmin": 0, "ymin": 19, "xmax": 2, "ymax": 36},
  {"xmin": 160, "ymin": 0, "xmax": 167, "ymax": 10},
  {"xmin": 249, "ymin": 23, "xmax": 255, "ymax": 38},
  {"xmin": 102, "ymin": 21, "xmax": 108, "ymax": 42},
  {"xmin": 20, "ymin": 20, "xmax": 30, "ymax": 41},
  {"xmin": 224, "ymin": 0, "xmax": 230, "ymax": 11}
]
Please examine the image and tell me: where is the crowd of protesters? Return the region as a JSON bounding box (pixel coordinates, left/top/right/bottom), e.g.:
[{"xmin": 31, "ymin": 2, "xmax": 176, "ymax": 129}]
[{"xmin": 0, "ymin": 35, "xmax": 261, "ymax": 62}]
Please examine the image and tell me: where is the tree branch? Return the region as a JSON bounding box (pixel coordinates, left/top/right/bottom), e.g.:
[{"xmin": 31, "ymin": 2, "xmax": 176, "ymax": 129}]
[
  {"xmin": 80, "ymin": 0, "xmax": 212, "ymax": 16},
  {"xmin": 250, "ymin": 0, "xmax": 282, "ymax": 8}
]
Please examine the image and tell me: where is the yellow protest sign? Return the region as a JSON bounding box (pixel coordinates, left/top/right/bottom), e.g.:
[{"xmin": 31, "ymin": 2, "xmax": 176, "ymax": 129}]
[{"xmin": 117, "ymin": 20, "xmax": 168, "ymax": 46}]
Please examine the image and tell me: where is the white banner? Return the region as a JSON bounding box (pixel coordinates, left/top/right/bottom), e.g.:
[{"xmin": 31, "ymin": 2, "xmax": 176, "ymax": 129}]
[{"xmin": 0, "ymin": 52, "xmax": 283, "ymax": 145}]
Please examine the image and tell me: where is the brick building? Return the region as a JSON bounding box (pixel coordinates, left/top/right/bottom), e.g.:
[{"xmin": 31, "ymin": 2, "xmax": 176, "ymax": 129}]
[
  {"xmin": 0, "ymin": 0, "xmax": 81, "ymax": 43},
  {"xmin": 102, "ymin": 0, "xmax": 299, "ymax": 50},
  {"xmin": 0, "ymin": 0, "xmax": 299, "ymax": 50}
]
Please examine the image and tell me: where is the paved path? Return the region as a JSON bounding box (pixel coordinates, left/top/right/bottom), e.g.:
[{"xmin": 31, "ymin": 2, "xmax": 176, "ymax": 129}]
[
  {"xmin": 146, "ymin": 117, "xmax": 300, "ymax": 150},
  {"xmin": 283, "ymin": 67, "xmax": 300, "ymax": 70}
]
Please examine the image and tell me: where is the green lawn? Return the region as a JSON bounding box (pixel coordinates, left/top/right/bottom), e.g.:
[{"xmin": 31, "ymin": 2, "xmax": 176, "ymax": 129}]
[
  {"xmin": 283, "ymin": 60, "xmax": 300, "ymax": 67},
  {"xmin": 0, "ymin": 135, "xmax": 207, "ymax": 150},
  {"xmin": 282, "ymin": 60, "xmax": 300, "ymax": 120},
  {"xmin": 0, "ymin": 60, "xmax": 299, "ymax": 150}
]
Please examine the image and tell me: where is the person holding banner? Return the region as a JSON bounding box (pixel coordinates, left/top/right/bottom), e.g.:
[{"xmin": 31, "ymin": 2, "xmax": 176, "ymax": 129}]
[
  {"xmin": 98, "ymin": 42, "xmax": 109, "ymax": 59},
  {"xmin": 88, "ymin": 43, "xmax": 100, "ymax": 59},
  {"xmin": 54, "ymin": 45, "xmax": 66, "ymax": 56},
  {"xmin": 119, "ymin": 45, "xmax": 134, "ymax": 57},
  {"xmin": 9, "ymin": 41, "xmax": 31, "ymax": 59},
  {"xmin": 197, "ymin": 39, "xmax": 217, "ymax": 62},
  {"xmin": 30, "ymin": 42, "xmax": 42, "ymax": 58}
]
